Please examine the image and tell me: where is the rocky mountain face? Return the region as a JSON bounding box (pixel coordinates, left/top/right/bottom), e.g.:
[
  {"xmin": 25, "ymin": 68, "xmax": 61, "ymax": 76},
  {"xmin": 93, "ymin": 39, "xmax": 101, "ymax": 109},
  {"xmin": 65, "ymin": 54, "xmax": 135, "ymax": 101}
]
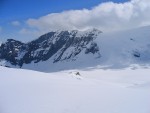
[
  {"xmin": 1, "ymin": 26, "xmax": 150, "ymax": 72},
  {"xmin": 0, "ymin": 29, "xmax": 102, "ymax": 67}
]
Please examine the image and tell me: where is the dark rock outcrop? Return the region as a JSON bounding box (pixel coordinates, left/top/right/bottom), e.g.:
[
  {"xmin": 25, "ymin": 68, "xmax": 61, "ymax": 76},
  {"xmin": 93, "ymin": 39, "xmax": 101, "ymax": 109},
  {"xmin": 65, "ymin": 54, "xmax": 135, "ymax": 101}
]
[{"xmin": 0, "ymin": 29, "xmax": 102, "ymax": 67}]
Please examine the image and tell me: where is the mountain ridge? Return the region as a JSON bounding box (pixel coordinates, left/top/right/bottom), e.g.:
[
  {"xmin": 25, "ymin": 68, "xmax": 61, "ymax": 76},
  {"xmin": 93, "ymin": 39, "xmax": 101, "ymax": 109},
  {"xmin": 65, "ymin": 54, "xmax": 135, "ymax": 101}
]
[
  {"xmin": 0, "ymin": 28, "xmax": 102, "ymax": 70},
  {"xmin": 1, "ymin": 26, "xmax": 150, "ymax": 72}
]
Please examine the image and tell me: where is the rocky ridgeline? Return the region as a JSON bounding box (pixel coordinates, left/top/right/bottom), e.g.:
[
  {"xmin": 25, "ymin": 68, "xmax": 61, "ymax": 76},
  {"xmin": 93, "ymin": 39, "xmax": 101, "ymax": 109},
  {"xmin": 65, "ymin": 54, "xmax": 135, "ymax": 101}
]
[{"xmin": 0, "ymin": 29, "xmax": 102, "ymax": 67}]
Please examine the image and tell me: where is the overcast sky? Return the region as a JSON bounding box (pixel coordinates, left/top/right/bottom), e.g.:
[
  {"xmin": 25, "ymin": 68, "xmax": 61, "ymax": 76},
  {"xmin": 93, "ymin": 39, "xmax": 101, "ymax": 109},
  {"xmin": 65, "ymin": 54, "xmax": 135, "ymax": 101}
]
[{"xmin": 1, "ymin": 0, "xmax": 150, "ymax": 42}]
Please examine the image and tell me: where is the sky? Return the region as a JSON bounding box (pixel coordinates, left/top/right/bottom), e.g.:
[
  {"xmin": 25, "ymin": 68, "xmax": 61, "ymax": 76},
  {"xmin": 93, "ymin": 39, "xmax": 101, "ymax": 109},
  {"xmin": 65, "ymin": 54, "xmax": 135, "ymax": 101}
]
[
  {"xmin": 1, "ymin": 0, "xmax": 150, "ymax": 42},
  {"xmin": 0, "ymin": 0, "xmax": 128, "ymax": 22}
]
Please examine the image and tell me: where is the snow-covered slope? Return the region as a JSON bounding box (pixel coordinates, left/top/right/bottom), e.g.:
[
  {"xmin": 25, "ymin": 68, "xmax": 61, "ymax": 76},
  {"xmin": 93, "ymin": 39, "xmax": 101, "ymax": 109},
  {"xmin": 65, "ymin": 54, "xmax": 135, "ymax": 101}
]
[
  {"xmin": 0, "ymin": 29, "xmax": 101, "ymax": 72},
  {"xmin": 1, "ymin": 26, "xmax": 150, "ymax": 72},
  {"xmin": 0, "ymin": 66, "xmax": 150, "ymax": 113},
  {"xmin": 96, "ymin": 26, "xmax": 150, "ymax": 66}
]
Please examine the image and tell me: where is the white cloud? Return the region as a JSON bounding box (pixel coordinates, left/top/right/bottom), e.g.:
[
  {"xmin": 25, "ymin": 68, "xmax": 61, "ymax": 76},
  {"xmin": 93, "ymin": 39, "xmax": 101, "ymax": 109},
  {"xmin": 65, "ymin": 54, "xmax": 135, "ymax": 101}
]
[
  {"xmin": 19, "ymin": 28, "xmax": 41, "ymax": 37},
  {"xmin": 26, "ymin": 0, "xmax": 150, "ymax": 35},
  {"xmin": 11, "ymin": 21, "xmax": 20, "ymax": 26},
  {"xmin": 19, "ymin": 28, "xmax": 32, "ymax": 34}
]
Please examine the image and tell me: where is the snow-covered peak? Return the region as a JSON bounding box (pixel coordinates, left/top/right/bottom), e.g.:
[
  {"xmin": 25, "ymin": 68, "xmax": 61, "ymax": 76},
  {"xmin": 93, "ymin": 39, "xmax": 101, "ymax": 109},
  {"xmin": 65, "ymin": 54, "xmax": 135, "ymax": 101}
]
[
  {"xmin": 84, "ymin": 28, "xmax": 102, "ymax": 34},
  {"xmin": 1, "ymin": 26, "xmax": 150, "ymax": 72},
  {"xmin": 74, "ymin": 28, "xmax": 102, "ymax": 38},
  {"xmin": 0, "ymin": 29, "xmax": 102, "ymax": 69}
]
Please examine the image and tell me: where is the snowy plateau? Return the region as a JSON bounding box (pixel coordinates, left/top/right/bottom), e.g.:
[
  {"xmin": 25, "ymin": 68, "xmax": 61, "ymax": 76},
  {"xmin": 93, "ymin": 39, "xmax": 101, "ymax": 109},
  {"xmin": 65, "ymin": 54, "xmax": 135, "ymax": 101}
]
[
  {"xmin": 0, "ymin": 66, "xmax": 150, "ymax": 113},
  {"xmin": 0, "ymin": 26, "xmax": 150, "ymax": 113}
]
